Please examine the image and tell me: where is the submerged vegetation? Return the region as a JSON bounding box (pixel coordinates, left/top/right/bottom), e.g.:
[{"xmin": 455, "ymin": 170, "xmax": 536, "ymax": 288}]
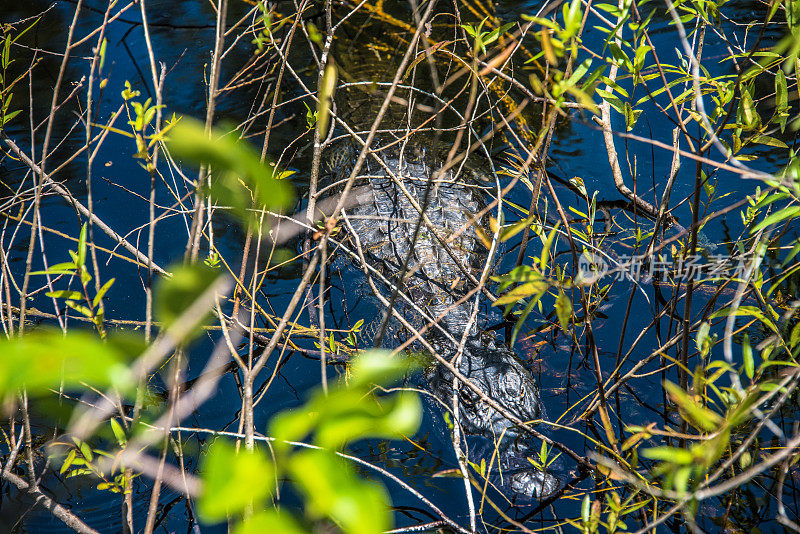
[{"xmin": 0, "ymin": 0, "xmax": 800, "ymax": 532}]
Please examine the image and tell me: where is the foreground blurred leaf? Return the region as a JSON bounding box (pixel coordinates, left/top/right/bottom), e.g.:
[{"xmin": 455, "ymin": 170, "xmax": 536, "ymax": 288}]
[
  {"xmin": 641, "ymin": 446, "xmax": 693, "ymax": 464},
  {"xmin": 167, "ymin": 118, "xmax": 293, "ymax": 226},
  {"xmin": 235, "ymin": 510, "xmax": 306, "ymax": 534},
  {"xmin": 313, "ymin": 389, "xmax": 421, "ymax": 449},
  {"xmin": 289, "ymin": 449, "xmax": 389, "ymax": 534},
  {"xmin": 271, "ymin": 351, "xmax": 421, "ymax": 450},
  {"xmin": 154, "ymin": 263, "xmax": 219, "ymax": 339},
  {"xmin": 0, "ymin": 330, "xmax": 138, "ymax": 396},
  {"xmin": 198, "ymin": 440, "xmax": 275, "ymax": 522},
  {"xmin": 316, "ymin": 63, "xmax": 338, "ymax": 137},
  {"xmin": 348, "ymin": 349, "xmax": 414, "ymax": 388}
]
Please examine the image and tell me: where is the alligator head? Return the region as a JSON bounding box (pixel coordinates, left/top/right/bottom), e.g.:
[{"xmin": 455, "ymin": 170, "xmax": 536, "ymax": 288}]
[{"xmin": 425, "ymin": 337, "xmax": 562, "ymax": 500}]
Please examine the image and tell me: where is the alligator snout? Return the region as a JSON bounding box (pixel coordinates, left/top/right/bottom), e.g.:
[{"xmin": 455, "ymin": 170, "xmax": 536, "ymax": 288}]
[
  {"xmin": 509, "ymin": 468, "xmax": 561, "ymax": 499},
  {"xmin": 500, "ymin": 440, "xmax": 564, "ymax": 500},
  {"xmin": 425, "ymin": 341, "xmax": 564, "ymax": 500}
]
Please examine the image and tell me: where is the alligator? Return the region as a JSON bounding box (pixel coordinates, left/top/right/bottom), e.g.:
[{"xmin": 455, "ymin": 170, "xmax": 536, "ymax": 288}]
[
  {"xmin": 327, "ymin": 139, "xmax": 561, "ymax": 500},
  {"xmin": 315, "ymin": 0, "xmax": 564, "ymax": 501}
]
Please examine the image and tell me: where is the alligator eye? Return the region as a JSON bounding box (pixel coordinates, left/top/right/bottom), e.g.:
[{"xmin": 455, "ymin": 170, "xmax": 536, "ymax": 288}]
[
  {"xmin": 459, "ymin": 383, "xmax": 480, "ymax": 406},
  {"xmin": 502, "ymin": 372, "xmax": 525, "ymax": 399}
]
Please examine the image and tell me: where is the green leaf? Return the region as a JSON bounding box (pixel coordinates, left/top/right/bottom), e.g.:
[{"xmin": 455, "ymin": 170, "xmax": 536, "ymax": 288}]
[
  {"xmin": 623, "ymin": 101, "xmax": 642, "ymax": 131},
  {"xmin": 555, "ymin": 291, "xmax": 572, "ymax": 333},
  {"xmin": 289, "ymin": 449, "xmax": 390, "ymax": 534},
  {"xmin": 750, "ymin": 205, "xmax": 800, "ymax": 233},
  {"xmin": 633, "ymin": 44, "xmax": 651, "ymax": 73},
  {"xmin": 510, "ymin": 291, "xmax": 544, "ymax": 346},
  {"xmin": 98, "ymin": 37, "xmax": 107, "ymax": 70},
  {"xmin": 742, "ymin": 334, "xmax": 754, "ymax": 380},
  {"xmin": 740, "ymin": 87, "xmax": 758, "ymax": 128},
  {"xmin": 781, "ymin": 238, "xmax": 800, "ymax": 267},
  {"xmin": 608, "ymin": 42, "xmax": 632, "ymax": 71},
  {"xmin": 2, "ymin": 34, "xmax": 9, "ymax": 69},
  {"xmin": 198, "ymin": 440, "xmax": 275, "ymax": 522},
  {"xmin": 66, "ymin": 300, "xmax": 94, "ymax": 318},
  {"xmin": 79, "ymin": 267, "xmax": 92, "ymax": 286},
  {"xmin": 776, "ymin": 69, "xmax": 788, "ymax": 132},
  {"xmin": 93, "ymin": 278, "xmax": 115, "ymax": 308},
  {"xmin": 581, "ymin": 494, "xmax": 591, "ymax": 522},
  {"xmin": 492, "ymin": 265, "xmax": 547, "ymax": 291},
  {"xmin": 270, "ymin": 409, "xmax": 320, "ymax": 454},
  {"xmin": 562, "ymin": 0, "xmax": 582, "ymax": 36},
  {"xmin": 581, "ymin": 64, "xmax": 607, "ymax": 95},
  {"xmin": 60, "ymin": 449, "xmax": 77, "ymax": 474},
  {"xmin": 641, "ymin": 446, "xmax": 693, "ymax": 464},
  {"xmin": 493, "ymin": 278, "xmax": 549, "ymax": 306},
  {"xmin": 304, "ymin": 102, "xmax": 316, "ymax": 129},
  {"xmin": 142, "ymin": 106, "xmax": 157, "ymax": 130},
  {"xmin": 483, "ymin": 22, "xmax": 516, "ymax": 48},
  {"xmin": 696, "ymin": 322, "xmax": 711, "ymax": 357},
  {"xmin": 75, "ymin": 224, "xmax": 87, "ymax": 267},
  {"xmin": 751, "ymin": 135, "xmax": 788, "ymax": 148},
  {"xmin": 348, "ymin": 350, "xmax": 413, "ymax": 389},
  {"xmin": 46, "ymin": 290, "xmax": 84, "ymax": 301},
  {"xmin": 30, "ymin": 261, "xmax": 76, "ymax": 276},
  {"xmin": 540, "ymin": 222, "xmax": 560, "ymax": 271},
  {"xmin": 596, "ymin": 88, "xmax": 625, "ymax": 115},
  {"xmin": 313, "ymin": 390, "xmax": 421, "ymax": 449},
  {"xmin": 2, "ymin": 109, "xmax": 21, "ymax": 125},
  {"xmin": 727, "ymin": 390, "xmax": 760, "ymax": 427},
  {"xmin": 791, "ymin": 322, "xmax": 800, "ymax": 348},
  {"xmin": 78, "ymin": 440, "xmax": 93, "ymax": 462},
  {"xmin": 271, "ymin": 351, "xmax": 421, "ymax": 450},
  {"xmin": 110, "ymin": 419, "xmax": 127, "ymax": 447},
  {"xmin": 235, "ymin": 510, "xmax": 306, "ymax": 534},
  {"xmin": 499, "ymin": 216, "xmax": 533, "ymax": 242},
  {"xmin": 565, "ymin": 58, "xmax": 592, "ymax": 87}
]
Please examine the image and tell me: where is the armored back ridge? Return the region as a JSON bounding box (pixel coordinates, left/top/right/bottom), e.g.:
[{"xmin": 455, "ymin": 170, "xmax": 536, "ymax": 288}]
[{"xmin": 345, "ymin": 152, "xmax": 479, "ymax": 336}]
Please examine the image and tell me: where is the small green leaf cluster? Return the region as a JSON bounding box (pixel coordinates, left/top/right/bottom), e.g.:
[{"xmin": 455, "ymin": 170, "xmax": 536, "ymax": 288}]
[
  {"xmin": 0, "ymin": 19, "xmax": 38, "ymax": 130},
  {"xmin": 568, "ymin": 492, "xmax": 649, "ymax": 534},
  {"xmin": 460, "ymin": 17, "xmax": 515, "ymax": 56},
  {"xmin": 33, "ymin": 224, "xmax": 114, "ymax": 337},
  {"xmin": 117, "ymin": 81, "xmax": 177, "ymax": 172},
  {"xmin": 523, "ymin": 0, "xmax": 604, "ymax": 113},
  {"xmin": 640, "ymin": 378, "xmax": 760, "ymax": 496},
  {"xmin": 314, "ymin": 318, "xmax": 364, "ymax": 357},
  {"xmin": 492, "ymin": 220, "xmax": 579, "ymax": 343},
  {"xmin": 56, "ymin": 422, "xmax": 135, "ymax": 495},
  {"xmin": 251, "ymin": 3, "xmax": 289, "ymax": 55}
]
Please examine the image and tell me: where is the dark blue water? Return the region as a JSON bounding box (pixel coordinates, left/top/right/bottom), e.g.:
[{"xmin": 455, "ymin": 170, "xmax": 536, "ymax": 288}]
[{"xmin": 1, "ymin": 0, "xmax": 793, "ymax": 532}]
